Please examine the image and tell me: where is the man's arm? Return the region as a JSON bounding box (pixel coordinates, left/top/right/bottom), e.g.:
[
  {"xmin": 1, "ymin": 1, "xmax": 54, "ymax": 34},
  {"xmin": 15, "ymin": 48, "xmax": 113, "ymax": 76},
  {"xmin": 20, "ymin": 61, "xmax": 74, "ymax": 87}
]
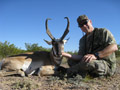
[
  {"xmin": 98, "ymin": 44, "xmax": 118, "ymax": 58},
  {"xmin": 62, "ymin": 52, "xmax": 83, "ymax": 61},
  {"xmin": 62, "ymin": 44, "xmax": 118, "ymax": 62},
  {"xmin": 82, "ymin": 44, "xmax": 118, "ymax": 62}
]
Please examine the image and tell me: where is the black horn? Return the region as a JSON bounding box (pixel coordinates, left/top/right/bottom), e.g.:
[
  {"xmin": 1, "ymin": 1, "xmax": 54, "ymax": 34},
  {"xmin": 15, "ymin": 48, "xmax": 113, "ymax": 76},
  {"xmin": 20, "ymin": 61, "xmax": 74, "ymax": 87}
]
[
  {"xmin": 46, "ymin": 18, "xmax": 54, "ymax": 40},
  {"xmin": 60, "ymin": 17, "xmax": 70, "ymax": 41}
]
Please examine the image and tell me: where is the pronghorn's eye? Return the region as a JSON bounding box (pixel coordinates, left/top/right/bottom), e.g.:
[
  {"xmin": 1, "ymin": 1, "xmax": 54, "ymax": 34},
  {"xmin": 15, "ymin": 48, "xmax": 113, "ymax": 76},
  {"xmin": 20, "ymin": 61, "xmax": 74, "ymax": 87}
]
[{"xmin": 52, "ymin": 41, "xmax": 57, "ymax": 45}]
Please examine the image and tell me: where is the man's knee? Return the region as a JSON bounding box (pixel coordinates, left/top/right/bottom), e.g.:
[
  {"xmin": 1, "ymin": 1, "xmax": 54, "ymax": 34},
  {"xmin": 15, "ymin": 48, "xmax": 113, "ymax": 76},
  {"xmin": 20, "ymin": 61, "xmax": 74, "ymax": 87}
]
[{"xmin": 86, "ymin": 60, "xmax": 109, "ymax": 76}]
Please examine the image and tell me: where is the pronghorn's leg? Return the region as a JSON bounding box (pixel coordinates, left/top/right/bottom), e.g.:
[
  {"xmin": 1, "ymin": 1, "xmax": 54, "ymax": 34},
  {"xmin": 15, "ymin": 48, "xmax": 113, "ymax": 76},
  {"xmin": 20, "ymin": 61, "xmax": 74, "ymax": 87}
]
[
  {"xmin": 0, "ymin": 69, "xmax": 25, "ymax": 77},
  {"xmin": 33, "ymin": 68, "xmax": 41, "ymax": 76},
  {"xmin": 37, "ymin": 68, "xmax": 41, "ymax": 76},
  {"xmin": 17, "ymin": 69, "xmax": 25, "ymax": 77}
]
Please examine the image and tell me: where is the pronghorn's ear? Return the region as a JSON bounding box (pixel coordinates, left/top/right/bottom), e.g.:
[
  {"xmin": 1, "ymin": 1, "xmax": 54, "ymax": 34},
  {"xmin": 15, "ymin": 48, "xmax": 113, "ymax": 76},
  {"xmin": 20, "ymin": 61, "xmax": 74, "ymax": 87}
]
[
  {"xmin": 44, "ymin": 39, "xmax": 52, "ymax": 45},
  {"xmin": 63, "ymin": 38, "xmax": 70, "ymax": 44},
  {"xmin": 63, "ymin": 37, "xmax": 70, "ymax": 44},
  {"xmin": 63, "ymin": 40, "xmax": 67, "ymax": 44}
]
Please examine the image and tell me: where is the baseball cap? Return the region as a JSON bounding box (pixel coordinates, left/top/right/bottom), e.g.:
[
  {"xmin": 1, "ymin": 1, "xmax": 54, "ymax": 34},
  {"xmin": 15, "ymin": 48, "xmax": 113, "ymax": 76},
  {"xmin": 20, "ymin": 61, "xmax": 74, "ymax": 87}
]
[{"xmin": 77, "ymin": 15, "xmax": 89, "ymax": 24}]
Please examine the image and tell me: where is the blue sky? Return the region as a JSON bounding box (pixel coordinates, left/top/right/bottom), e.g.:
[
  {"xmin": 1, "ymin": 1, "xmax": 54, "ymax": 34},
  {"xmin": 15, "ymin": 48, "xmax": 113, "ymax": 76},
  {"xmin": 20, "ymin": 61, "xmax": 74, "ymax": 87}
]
[{"xmin": 0, "ymin": 0, "xmax": 120, "ymax": 52}]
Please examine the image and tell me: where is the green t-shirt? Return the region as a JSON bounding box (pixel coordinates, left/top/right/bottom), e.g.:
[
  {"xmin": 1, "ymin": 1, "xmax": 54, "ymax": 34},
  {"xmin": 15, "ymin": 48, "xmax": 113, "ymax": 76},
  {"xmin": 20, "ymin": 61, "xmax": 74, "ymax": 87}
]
[{"xmin": 78, "ymin": 28, "xmax": 117, "ymax": 72}]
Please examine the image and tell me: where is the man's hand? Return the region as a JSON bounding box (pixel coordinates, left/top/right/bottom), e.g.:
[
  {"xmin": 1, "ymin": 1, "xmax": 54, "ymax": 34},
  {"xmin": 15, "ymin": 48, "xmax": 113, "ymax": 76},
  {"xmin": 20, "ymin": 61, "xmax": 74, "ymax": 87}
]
[{"xmin": 82, "ymin": 54, "xmax": 97, "ymax": 62}]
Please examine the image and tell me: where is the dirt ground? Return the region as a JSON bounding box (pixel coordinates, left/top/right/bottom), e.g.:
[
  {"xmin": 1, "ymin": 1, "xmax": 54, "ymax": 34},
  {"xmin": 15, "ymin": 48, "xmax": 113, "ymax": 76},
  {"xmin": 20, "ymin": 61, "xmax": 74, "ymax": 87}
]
[{"xmin": 0, "ymin": 60, "xmax": 120, "ymax": 90}]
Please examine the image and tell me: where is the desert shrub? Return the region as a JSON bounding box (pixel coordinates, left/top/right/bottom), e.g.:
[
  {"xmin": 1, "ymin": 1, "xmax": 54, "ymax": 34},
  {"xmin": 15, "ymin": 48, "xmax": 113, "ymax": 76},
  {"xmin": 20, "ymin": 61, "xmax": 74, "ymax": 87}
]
[
  {"xmin": 25, "ymin": 43, "xmax": 51, "ymax": 52},
  {"xmin": 0, "ymin": 41, "xmax": 25, "ymax": 58},
  {"xmin": 12, "ymin": 80, "xmax": 39, "ymax": 90},
  {"xmin": 116, "ymin": 51, "xmax": 120, "ymax": 58}
]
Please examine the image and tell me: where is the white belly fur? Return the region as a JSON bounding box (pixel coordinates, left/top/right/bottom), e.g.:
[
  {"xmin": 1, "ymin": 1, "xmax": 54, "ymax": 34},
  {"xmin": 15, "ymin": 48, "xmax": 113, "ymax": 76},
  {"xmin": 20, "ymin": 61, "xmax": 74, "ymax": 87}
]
[
  {"xmin": 21, "ymin": 60, "xmax": 32, "ymax": 71},
  {"xmin": 22, "ymin": 60, "xmax": 44, "ymax": 75}
]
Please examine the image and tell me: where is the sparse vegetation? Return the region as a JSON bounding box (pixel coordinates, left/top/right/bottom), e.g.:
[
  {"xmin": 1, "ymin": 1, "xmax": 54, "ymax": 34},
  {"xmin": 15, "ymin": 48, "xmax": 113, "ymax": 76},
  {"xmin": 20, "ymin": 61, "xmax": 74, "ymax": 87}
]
[
  {"xmin": 25, "ymin": 43, "xmax": 51, "ymax": 52},
  {"xmin": 0, "ymin": 41, "xmax": 25, "ymax": 59},
  {"xmin": 12, "ymin": 79, "xmax": 39, "ymax": 90}
]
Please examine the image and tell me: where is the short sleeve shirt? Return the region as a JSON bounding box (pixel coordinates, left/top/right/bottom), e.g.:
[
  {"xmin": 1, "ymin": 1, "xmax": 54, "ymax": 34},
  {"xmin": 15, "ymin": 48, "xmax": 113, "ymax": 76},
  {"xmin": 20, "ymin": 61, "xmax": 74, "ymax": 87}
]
[{"xmin": 78, "ymin": 28, "xmax": 117, "ymax": 69}]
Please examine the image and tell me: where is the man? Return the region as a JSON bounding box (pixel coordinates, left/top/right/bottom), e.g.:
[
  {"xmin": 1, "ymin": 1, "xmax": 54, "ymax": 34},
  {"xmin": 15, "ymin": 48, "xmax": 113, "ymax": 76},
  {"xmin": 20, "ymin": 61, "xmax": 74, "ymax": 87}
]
[{"xmin": 62, "ymin": 15, "xmax": 118, "ymax": 77}]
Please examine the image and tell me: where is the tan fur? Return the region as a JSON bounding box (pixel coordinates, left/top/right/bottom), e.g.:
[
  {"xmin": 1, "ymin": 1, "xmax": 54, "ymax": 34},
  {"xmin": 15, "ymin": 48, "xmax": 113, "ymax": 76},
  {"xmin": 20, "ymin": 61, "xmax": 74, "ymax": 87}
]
[
  {"xmin": 40, "ymin": 65, "xmax": 55, "ymax": 76},
  {"xmin": 1, "ymin": 56, "xmax": 31, "ymax": 71},
  {"xmin": 0, "ymin": 51, "xmax": 54, "ymax": 76}
]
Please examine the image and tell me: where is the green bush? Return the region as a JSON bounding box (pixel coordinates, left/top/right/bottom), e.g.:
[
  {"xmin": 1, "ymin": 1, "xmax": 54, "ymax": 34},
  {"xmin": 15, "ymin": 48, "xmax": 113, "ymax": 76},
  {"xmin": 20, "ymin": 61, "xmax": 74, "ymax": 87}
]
[
  {"xmin": 116, "ymin": 51, "xmax": 120, "ymax": 58},
  {"xmin": 25, "ymin": 43, "xmax": 51, "ymax": 52},
  {"xmin": 0, "ymin": 41, "xmax": 51, "ymax": 59},
  {"xmin": 0, "ymin": 41, "xmax": 25, "ymax": 58},
  {"xmin": 115, "ymin": 44, "xmax": 120, "ymax": 58}
]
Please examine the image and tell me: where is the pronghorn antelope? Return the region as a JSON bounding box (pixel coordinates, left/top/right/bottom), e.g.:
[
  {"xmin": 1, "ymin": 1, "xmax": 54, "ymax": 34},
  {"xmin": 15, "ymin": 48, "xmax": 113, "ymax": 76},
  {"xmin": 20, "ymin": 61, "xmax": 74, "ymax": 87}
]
[{"xmin": 0, "ymin": 17, "xmax": 69, "ymax": 77}]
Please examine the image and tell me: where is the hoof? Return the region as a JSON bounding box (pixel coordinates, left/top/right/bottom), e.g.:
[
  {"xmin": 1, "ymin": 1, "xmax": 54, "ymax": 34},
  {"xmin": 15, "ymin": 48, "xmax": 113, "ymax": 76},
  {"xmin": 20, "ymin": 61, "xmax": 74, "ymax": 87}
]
[{"xmin": 17, "ymin": 70, "xmax": 25, "ymax": 77}]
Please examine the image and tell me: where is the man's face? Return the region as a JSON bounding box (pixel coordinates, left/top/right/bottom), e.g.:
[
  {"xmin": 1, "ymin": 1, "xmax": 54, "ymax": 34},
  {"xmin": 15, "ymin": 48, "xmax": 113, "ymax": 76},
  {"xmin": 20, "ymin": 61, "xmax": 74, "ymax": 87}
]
[{"xmin": 79, "ymin": 20, "xmax": 93, "ymax": 34}]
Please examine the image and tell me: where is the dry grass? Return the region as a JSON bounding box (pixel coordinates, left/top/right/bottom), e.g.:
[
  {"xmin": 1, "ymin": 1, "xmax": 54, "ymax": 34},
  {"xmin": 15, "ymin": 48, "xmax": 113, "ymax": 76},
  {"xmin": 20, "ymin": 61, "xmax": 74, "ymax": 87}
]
[{"xmin": 0, "ymin": 56, "xmax": 120, "ymax": 89}]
